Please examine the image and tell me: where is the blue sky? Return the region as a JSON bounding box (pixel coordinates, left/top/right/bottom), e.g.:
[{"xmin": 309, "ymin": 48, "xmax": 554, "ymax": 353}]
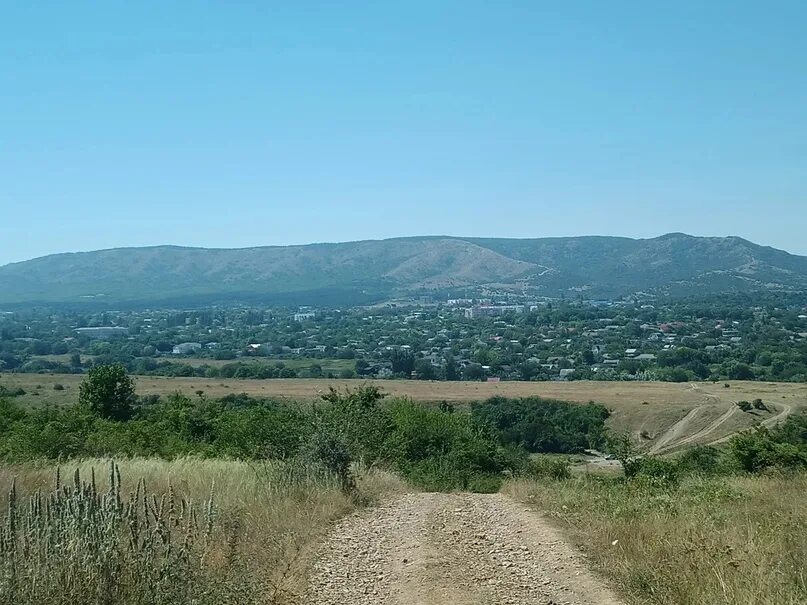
[{"xmin": 1, "ymin": 1, "xmax": 805, "ymax": 265}]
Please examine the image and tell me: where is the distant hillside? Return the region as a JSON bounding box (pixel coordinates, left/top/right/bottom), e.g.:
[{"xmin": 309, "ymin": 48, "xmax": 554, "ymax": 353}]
[{"xmin": 0, "ymin": 234, "xmax": 805, "ymax": 306}]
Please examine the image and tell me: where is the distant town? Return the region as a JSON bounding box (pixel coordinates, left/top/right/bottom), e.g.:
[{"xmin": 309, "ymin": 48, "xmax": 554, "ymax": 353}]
[{"xmin": 1, "ymin": 293, "xmax": 806, "ymax": 383}]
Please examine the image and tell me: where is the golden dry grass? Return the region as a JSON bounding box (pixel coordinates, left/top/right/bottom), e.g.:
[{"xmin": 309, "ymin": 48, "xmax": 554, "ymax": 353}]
[
  {"xmin": 505, "ymin": 472, "xmax": 807, "ymax": 605},
  {"xmin": 4, "ymin": 373, "xmax": 807, "ymax": 406},
  {"xmin": 0, "ymin": 457, "xmax": 407, "ymax": 604}
]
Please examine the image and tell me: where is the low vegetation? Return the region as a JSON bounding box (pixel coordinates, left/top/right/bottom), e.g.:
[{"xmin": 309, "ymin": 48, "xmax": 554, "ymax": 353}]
[
  {"xmin": 0, "ymin": 458, "xmax": 403, "ymax": 604},
  {"xmin": 1, "ymin": 364, "xmax": 805, "ymax": 604},
  {"xmin": 0, "ymin": 366, "xmax": 612, "ymax": 492},
  {"xmin": 506, "ymin": 415, "xmax": 807, "ymax": 604},
  {"xmin": 508, "ymin": 471, "xmax": 806, "ymax": 605}
]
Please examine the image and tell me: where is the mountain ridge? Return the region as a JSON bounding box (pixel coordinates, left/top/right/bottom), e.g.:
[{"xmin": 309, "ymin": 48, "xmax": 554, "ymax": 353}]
[{"xmin": 1, "ymin": 233, "xmax": 805, "ymax": 306}]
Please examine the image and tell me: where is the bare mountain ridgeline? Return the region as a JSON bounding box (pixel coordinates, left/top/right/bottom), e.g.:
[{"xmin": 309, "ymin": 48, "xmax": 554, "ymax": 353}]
[{"xmin": 1, "ymin": 233, "xmax": 806, "ymax": 305}]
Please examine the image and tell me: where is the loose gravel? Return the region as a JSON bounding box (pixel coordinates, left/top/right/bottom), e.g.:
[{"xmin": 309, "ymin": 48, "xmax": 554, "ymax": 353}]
[{"xmin": 308, "ymin": 492, "xmax": 623, "ymax": 605}]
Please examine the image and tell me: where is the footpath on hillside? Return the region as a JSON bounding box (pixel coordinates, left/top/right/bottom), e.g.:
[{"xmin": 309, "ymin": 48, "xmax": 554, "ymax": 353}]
[{"xmin": 308, "ymin": 492, "xmax": 623, "ymax": 605}]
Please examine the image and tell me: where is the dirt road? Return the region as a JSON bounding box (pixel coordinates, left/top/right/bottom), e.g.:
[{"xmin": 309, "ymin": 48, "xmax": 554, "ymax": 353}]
[
  {"xmin": 706, "ymin": 401, "xmax": 794, "ymax": 447},
  {"xmin": 647, "ymin": 406, "xmax": 703, "ymax": 454},
  {"xmin": 308, "ymin": 492, "xmax": 622, "ymax": 605}
]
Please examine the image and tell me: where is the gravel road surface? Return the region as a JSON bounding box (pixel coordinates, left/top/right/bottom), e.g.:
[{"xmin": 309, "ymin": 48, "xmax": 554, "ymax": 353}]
[{"xmin": 308, "ymin": 492, "xmax": 622, "ymax": 605}]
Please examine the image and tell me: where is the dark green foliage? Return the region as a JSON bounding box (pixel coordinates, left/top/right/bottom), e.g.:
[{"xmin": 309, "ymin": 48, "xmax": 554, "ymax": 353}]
[
  {"xmin": 413, "ymin": 358, "xmax": 437, "ymax": 380},
  {"xmin": 627, "ymin": 457, "xmax": 681, "ymax": 486},
  {"xmin": 727, "ymin": 362, "xmax": 755, "ymax": 381},
  {"xmin": 0, "ymin": 384, "xmax": 517, "ymax": 493},
  {"xmin": 676, "ymin": 445, "xmax": 723, "ymax": 474},
  {"xmin": 657, "ymin": 347, "xmax": 711, "ymax": 380},
  {"xmin": 471, "ymin": 396, "xmax": 610, "ymax": 454},
  {"xmin": 306, "ymin": 431, "xmax": 356, "ymax": 493},
  {"xmin": 0, "ymin": 386, "xmax": 25, "ymax": 398},
  {"xmin": 386, "ymin": 400, "xmax": 507, "ymax": 491},
  {"xmin": 772, "ymin": 413, "xmax": 807, "ymax": 446},
  {"xmin": 658, "ymin": 367, "xmax": 691, "ymax": 383},
  {"xmin": 607, "ymin": 433, "xmax": 680, "ymax": 486},
  {"xmin": 316, "ymin": 385, "xmax": 393, "ymax": 465},
  {"xmin": 0, "ymin": 404, "xmax": 95, "ymax": 460},
  {"xmin": 212, "ymin": 404, "xmax": 309, "ymax": 459},
  {"xmin": 0, "ymin": 392, "xmax": 310, "ymax": 461},
  {"xmin": 729, "ymin": 415, "xmax": 807, "ymax": 472},
  {"xmin": 79, "ymin": 364, "xmax": 136, "ymax": 421},
  {"xmin": 753, "ymin": 398, "xmax": 768, "ymax": 411},
  {"xmin": 462, "ymin": 363, "xmax": 486, "ymax": 381},
  {"xmin": 0, "ymin": 400, "xmax": 26, "ymax": 434},
  {"xmin": 389, "ymin": 349, "xmax": 415, "ymax": 376},
  {"xmin": 313, "ymin": 387, "xmax": 511, "ymax": 492}
]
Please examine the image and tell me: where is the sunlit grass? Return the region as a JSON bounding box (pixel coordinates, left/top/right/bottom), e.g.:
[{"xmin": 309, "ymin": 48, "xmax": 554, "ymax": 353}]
[
  {"xmin": 0, "ymin": 457, "xmax": 406, "ymax": 604},
  {"xmin": 505, "ymin": 472, "xmax": 807, "ymax": 605}
]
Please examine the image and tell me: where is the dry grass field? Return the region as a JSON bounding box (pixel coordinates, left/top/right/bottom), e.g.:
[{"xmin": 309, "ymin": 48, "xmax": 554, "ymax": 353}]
[
  {"xmin": 506, "ymin": 472, "xmax": 807, "ymax": 604},
  {"xmin": 2, "ymin": 373, "xmax": 806, "ymax": 452},
  {"xmin": 0, "ymin": 457, "xmax": 405, "ymax": 604}
]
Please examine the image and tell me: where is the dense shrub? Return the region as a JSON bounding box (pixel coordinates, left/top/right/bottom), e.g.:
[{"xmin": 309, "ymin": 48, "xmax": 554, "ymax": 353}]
[
  {"xmin": 736, "ymin": 400, "xmax": 753, "ymax": 412},
  {"xmin": 0, "ymin": 380, "xmax": 519, "ymax": 493},
  {"xmin": 315, "ymin": 385, "xmax": 393, "ymax": 465},
  {"xmin": 0, "ymin": 385, "xmax": 25, "ymax": 398},
  {"xmin": 676, "ymin": 445, "xmax": 724, "ymax": 475},
  {"xmin": 471, "ymin": 396, "xmax": 610, "ymax": 453},
  {"xmin": 387, "ymin": 400, "xmax": 508, "ymax": 491},
  {"xmin": 625, "ymin": 456, "xmax": 681, "ymax": 487},
  {"xmin": 79, "ymin": 363, "xmax": 136, "ymax": 421},
  {"xmin": 729, "ymin": 421, "xmax": 807, "ymax": 472}
]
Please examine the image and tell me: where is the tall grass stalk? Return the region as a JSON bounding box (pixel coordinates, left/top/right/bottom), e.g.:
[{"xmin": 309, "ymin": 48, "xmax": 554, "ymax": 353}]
[{"xmin": 0, "ymin": 457, "xmax": 404, "ymax": 604}]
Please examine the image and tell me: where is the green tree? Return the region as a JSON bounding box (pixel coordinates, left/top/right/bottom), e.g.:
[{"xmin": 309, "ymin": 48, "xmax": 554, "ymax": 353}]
[
  {"xmin": 413, "ymin": 358, "xmax": 436, "ymax": 380},
  {"xmin": 390, "ymin": 349, "xmax": 415, "ymax": 376},
  {"xmin": 463, "ymin": 363, "xmax": 486, "ymax": 381},
  {"xmin": 727, "ymin": 362, "xmax": 755, "ymax": 381},
  {"xmin": 443, "ymin": 354, "xmax": 459, "ymax": 381},
  {"xmin": 79, "ymin": 363, "xmax": 136, "ymax": 421},
  {"xmin": 519, "ymin": 360, "xmax": 540, "ymax": 381}
]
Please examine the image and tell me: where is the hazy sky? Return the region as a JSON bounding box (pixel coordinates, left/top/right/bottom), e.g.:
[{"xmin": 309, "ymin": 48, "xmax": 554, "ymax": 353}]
[{"xmin": 1, "ymin": 1, "xmax": 806, "ymax": 265}]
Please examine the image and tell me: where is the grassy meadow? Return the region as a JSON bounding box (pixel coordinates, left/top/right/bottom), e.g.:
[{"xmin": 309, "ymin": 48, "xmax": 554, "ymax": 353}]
[{"xmin": 506, "ymin": 471, "xmax": 807, "ymax": 605}]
